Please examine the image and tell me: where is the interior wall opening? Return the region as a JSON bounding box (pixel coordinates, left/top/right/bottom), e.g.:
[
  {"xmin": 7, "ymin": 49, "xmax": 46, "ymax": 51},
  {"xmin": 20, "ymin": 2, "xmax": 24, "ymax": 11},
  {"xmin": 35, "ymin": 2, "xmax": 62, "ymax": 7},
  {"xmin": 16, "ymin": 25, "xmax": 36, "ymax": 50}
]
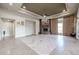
[{"xmin": 0, "ymin": 18, "xmax": 15, "ymax": 39}]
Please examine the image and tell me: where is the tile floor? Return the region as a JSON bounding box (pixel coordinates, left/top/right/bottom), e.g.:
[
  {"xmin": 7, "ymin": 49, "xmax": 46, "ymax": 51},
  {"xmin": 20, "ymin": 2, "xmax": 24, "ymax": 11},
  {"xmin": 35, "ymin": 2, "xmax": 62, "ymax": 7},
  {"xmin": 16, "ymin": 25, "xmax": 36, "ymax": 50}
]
[{"xmin": 0, "ymin": 34, "xmax": 79, "ymax": 55}]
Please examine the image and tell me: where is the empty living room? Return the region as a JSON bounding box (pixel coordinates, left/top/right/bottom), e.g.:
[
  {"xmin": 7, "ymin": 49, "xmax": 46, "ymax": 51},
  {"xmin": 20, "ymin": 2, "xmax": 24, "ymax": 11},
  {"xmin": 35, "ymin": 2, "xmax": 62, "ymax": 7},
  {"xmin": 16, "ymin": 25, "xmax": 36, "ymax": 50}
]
[{"xmin": 0, "ymin": 3, "xmax": 79, "ymax": 56}]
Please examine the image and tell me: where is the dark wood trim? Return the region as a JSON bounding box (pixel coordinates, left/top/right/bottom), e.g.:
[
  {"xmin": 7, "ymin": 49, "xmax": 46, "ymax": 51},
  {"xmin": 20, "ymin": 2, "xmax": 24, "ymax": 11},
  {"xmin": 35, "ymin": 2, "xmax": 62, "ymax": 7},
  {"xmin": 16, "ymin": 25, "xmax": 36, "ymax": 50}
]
[
  {"xmin": 48, "ymin": 19, "xmax": 52, "ymax": 34},
  {"xmin": 39, "ymin": 19, "xmax": 42, "ymax": 34}
]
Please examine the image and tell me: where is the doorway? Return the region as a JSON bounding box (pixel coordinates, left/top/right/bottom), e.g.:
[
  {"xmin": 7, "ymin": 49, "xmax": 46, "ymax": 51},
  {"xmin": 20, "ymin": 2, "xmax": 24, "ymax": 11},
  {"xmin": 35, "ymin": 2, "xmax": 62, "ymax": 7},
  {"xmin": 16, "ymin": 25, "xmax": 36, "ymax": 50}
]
[{"xmin": 0, "ymin": 18, "xmax": 15, "ymax": 39}]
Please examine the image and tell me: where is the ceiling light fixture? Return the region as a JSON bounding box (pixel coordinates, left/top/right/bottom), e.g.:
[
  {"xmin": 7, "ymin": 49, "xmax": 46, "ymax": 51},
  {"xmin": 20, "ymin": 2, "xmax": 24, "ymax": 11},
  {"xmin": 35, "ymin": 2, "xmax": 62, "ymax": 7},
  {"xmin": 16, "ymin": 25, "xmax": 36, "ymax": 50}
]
[
  {"xmin": 43, "ymin": 15, "xmax": 46, "ymax": 18},
  {"xmin": 23, "ymin": 6, "xmax": 26, "ymax": 9},
  {"xmin": 62, "ymin": 10, "xmax": 66, "ymax": 12},
  {"xmin": 8, "ymin": 20, "xmax": 10, "ymax": 22}
]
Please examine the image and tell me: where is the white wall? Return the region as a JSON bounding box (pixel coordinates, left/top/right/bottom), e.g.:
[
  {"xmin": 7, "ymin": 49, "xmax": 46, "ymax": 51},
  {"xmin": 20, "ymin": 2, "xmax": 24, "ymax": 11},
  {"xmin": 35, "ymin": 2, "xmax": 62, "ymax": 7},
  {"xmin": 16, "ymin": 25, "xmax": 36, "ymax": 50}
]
[
  {"xmin": 0, "ymin": 19, "xmax": 2, "ymax": 40},
  {"xmin": 25, "ymin": 20, "xmax": 35, "ymax": 36},
  {"xmin": 15, "ymin": 18, "xmax": 39, "ymax": 37},
  {"xmin": 76, "ymin": 8, "xmax": 79, "ymax": 39},
  {"xmin": 0, "ymin": 8, "xmax": 39, "ymax": 38}
]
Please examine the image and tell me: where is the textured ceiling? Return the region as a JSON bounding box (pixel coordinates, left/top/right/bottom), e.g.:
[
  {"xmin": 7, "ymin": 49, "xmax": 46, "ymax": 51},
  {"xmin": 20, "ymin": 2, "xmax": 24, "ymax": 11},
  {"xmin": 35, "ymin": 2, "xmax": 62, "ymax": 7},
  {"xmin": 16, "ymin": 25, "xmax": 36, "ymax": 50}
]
[{"xmin": 22, "ymin": 3, "xmax": 66, "ymax": 16}]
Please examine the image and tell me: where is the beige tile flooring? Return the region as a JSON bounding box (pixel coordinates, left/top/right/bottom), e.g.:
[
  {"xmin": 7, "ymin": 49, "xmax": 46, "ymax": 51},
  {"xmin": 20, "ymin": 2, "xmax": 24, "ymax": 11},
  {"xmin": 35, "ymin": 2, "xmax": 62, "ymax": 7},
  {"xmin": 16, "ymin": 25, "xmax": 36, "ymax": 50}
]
[
  {"xmin": 0, "ymin": 37, "xmax": 38, "ymax": 55},
  {"xmin": 0, "ymin": 34, "xmax": 79, "ymax": 55}
]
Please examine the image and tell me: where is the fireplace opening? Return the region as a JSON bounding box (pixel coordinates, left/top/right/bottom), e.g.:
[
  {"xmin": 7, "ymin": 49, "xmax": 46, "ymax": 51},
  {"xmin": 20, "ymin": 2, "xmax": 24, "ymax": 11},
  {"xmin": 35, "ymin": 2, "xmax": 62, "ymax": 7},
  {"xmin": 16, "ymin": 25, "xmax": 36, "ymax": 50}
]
[{"xmin": 43, "ymin": 28, "xmax": 48, "ymax": 32}]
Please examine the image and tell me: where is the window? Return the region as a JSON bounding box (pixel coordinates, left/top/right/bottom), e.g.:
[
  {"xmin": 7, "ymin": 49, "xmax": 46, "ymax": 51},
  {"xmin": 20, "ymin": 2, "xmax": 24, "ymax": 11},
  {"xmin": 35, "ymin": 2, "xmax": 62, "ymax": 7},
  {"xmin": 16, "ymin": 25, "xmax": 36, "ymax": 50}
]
[{"xmin": 57, "ymin": 18, "xmax": 63, "ymax": 34}]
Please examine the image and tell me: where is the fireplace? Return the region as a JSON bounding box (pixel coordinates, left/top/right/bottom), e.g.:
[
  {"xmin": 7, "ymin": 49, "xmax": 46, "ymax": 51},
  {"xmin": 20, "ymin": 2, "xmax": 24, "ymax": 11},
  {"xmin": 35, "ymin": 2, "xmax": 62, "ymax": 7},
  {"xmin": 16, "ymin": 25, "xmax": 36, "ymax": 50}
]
[
  {"xmin": 39, "ymin": 19, "xmax": 51, "ymax": 34},
  {"xmin": 42, "ymin": 27, "xmax": 49, "ymax": 34},
  {"xmin": 43, "ymin": 28, "xmax": 48, "ymax": 32}
]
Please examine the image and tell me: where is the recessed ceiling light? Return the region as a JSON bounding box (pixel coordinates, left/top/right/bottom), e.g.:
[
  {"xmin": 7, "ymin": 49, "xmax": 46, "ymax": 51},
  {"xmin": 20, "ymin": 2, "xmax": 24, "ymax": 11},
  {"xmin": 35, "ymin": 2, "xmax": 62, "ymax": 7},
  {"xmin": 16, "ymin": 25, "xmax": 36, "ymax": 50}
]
[
  {"xmin": 9, "ymin": 3, "xmax": 13, "ymax": 6},
  {"xmin": 44, "ymin": 15, "xmax": 46, "ymax": 18},
  {"xmin": 8, "ymin": 20, "xmax": 10, "ymax": 21},
  {"xmin": 43, "ymin": 15, "xmax": 46, "ymax": 18},
  {"xmin": 23, "ymin": 6, "xmax": 26, "ymax": 9},
  {"xmin": 63, "ymin": 10, "xmax": 66, "ymax": 12}
]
